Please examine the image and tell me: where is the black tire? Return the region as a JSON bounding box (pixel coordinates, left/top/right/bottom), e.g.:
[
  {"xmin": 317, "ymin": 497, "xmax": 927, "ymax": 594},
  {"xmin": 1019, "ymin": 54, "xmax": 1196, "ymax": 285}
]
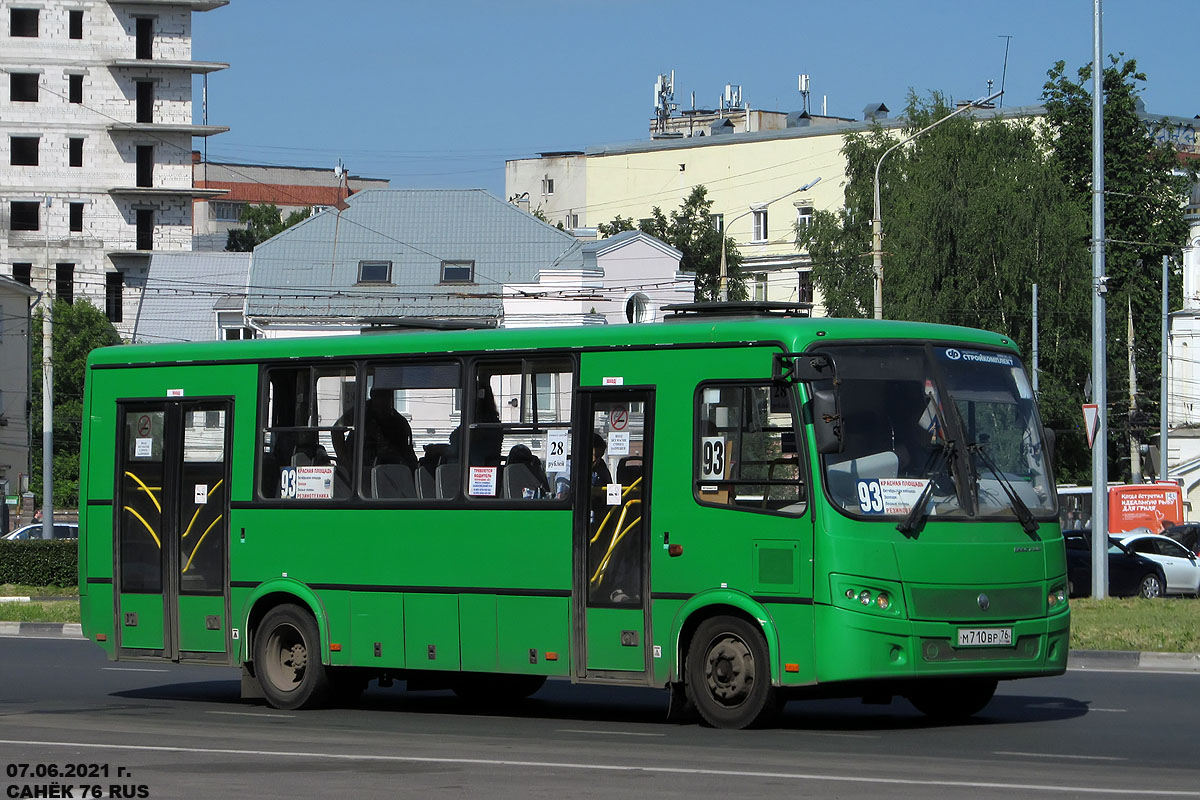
[
  {"xmin": 254, "ymin": 604, "xmax": 330, "ymax": 710},
  {"xmin": 1138, "ymin": 573, "xmax": 1164, "ymax": 599},
  {"xmin": 684, "ymin": 615, "xmax": 776, "ymax": 729},
  {"xmin": 907, "ymin": 678, "xmax": 997, "ymax": 722},
  {"xmin": 453, "ymin": 673, "xmax": 546, "ymax": 705}
]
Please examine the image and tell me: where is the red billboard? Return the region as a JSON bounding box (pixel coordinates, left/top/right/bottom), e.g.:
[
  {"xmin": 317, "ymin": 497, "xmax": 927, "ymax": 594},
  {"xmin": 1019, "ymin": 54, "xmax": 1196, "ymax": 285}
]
[{"xmin": 1107, "ymin": 483, "xmax": 1183, "ymax": 534}]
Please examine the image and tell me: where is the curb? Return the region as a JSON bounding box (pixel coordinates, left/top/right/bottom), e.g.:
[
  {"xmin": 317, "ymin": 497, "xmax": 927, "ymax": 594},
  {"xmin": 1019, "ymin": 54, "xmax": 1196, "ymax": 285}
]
[
  {"xmin": 1069, "ymin": 649, "xmax": 1200, "ymax": 672},
  {"xmin": 0, "ymin": 621, "xmax": 83, "ymax": 638}
]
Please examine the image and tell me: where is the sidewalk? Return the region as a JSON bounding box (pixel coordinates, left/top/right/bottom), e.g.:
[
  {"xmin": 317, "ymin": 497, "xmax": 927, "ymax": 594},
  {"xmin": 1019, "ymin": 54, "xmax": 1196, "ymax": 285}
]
[{"xmin": 1, "ymin": 621, "xmax": 1198, "ymax": 672}]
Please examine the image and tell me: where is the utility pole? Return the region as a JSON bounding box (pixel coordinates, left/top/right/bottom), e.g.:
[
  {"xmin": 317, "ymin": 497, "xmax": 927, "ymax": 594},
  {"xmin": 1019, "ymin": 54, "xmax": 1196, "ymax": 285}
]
[
  {"xmin": 1161, "ymin": 255, "xmax": 1170, "ymax": 482},
  {"xmin": 1032, "ymin": 283, "xmax": 1039, "ymax": 395},
  {"xmin": 1127, "ymin": 297, "xmax": 1141, "ymax": 484},
  {"xmin": 1090, "ymin": 0, "xmax": 1109, "ymax": 599},
  {"xmin": 41, "ymin": 196, "xmax": 53, "ymax": 540}
]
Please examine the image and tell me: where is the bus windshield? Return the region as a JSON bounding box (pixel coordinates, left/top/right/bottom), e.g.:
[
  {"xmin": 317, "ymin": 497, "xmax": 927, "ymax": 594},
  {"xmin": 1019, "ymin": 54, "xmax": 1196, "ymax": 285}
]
[{"xmin": 820, "ymin": 343, "xmax": 1055, "ymax": 523}]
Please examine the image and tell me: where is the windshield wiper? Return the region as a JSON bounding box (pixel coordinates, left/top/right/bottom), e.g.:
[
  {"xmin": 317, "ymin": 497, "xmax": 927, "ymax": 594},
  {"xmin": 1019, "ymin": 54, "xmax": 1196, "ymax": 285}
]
[
  {"xmin": 970, "ymin": 441, "xmax": 1040, "ymax": 537},
  {"xmin": 896, "ymin": 442, "xmax": 952, "ymax": 537}
]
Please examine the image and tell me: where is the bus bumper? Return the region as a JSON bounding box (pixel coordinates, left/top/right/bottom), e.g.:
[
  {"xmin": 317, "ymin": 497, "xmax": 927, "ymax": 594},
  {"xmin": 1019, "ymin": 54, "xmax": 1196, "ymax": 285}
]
[{"xmin": 813, "ymin": 603, "xmax": 1070, "ymax": 684}]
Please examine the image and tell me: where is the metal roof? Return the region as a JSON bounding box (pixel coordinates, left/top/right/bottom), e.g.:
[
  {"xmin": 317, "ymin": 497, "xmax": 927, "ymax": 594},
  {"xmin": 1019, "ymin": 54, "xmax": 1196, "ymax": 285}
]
[
  {"xmin": 246, "ymin": 189, "xmax": 583, "ymax": 320},
  {"xmin": 133, "ymin": 251, "xmax": 251, "ymax": 343}
]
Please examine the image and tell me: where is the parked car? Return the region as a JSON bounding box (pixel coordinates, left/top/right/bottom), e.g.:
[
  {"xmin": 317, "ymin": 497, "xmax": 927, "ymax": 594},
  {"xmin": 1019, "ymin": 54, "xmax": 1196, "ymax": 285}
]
[
  {"xmin": 1162, "ymin": 523, "xmax": 1200, "ymax": 557},
  {"xmin": 1065, "ymin": 530, "xmax": 1167, "ymax": 598},
  {"xmin": 2, "ymin": 522, "xmax": 78, "ymax": 541},
  {"xmin": 1116, "ymin": 532, "xmax": 1200, "ymax": 596}
]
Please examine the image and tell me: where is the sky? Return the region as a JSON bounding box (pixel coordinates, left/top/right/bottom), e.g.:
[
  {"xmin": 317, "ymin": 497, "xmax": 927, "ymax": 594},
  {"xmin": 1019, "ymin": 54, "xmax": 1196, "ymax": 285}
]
[{"xmin": 191, "ymin": 1, "xmax": 1197, "ymax": 198}]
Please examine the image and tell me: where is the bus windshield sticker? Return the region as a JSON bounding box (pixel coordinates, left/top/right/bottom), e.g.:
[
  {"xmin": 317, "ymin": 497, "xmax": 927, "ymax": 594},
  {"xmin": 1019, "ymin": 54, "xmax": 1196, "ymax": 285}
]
[
  {"xmin": 940, "ymin": 348, "xmax": 1015, "ymax": 367},
  {"xmin": 134, "ymin": 437, "xmax": 153, "ymax": 458},
  {"xmin": 606, "ymin": 483, "xmax": 622, "ymax": 505},
  {"xmin": 857, "ymin": 478, "xmax": 930, "ymax": 515},
  {"xmin": 700, "ymin": 436, "xmax": 726, "ymax": 480},
  {"xmin": 469, "ymin": 466, "xmax": 497, "ymax": 496},
  {"xmin": 293, "ymin": 466, "xmax": 334, "ymax": 499},
  {"xmin": 608, "ymin": 431, "xmax": 630, "ymax": 456},
  {"xmin": 194, "ymin": 484, "xmax": 208, "ymax": 505},
  {"xmin": 545, "ymin": 430, "xmax": 568, "ymax": 471}
]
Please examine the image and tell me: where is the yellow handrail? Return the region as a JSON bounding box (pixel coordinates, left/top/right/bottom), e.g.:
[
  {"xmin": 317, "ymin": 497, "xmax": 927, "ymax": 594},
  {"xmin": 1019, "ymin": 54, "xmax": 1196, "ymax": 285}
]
[
  {"xmin": 124, "ymin": 471, "xmax": 162, "ymax": 513},
  {"xmin": 123, "ymin": 506, "xmax": 161, "ymax": 548},
  {"xmin": 181, "ymin": 479, "xmax": 224, "ymax": 539},
  {"xmin": 182, "ymin": 514, "xmax": 223, "ymax": 574}
]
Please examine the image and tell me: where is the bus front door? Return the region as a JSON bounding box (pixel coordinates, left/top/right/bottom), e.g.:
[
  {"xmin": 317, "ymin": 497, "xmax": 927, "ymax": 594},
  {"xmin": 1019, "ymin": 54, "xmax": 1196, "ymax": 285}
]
[
  {"xmin": 575, "ymin": 390, "xmax": 653, "ymax": 680},
  {"xmin": 115, "ymin": 401, "xmax": 231, "ymax": 662}
]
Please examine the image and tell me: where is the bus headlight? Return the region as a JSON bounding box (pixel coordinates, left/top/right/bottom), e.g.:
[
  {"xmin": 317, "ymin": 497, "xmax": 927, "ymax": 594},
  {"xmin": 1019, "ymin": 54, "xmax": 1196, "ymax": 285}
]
[
  {"xmin": 1048, "ymin": 585, "xmax": 1067, "ymax": 609},
  {"xmin": 858, "ymin": 590, "xmax": 872, "ymax": 605}
]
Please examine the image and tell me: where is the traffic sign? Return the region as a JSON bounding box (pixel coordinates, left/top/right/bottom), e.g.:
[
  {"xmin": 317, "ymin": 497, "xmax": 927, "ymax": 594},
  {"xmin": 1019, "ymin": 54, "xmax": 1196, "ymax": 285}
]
[{"xmin": 1082, "ymin": 404, "xmax": 1099, "ymax": 448}]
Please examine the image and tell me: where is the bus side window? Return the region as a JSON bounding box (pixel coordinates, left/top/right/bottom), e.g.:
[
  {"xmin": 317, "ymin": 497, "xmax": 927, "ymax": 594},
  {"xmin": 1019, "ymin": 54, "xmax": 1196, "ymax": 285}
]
[
  {"xmin": 694, "ymin": 382, "xmax": 806, "ymax": 515},
  {"xmin": 259, "ymin": 365, "xmax": 357, "ymax": 500}
]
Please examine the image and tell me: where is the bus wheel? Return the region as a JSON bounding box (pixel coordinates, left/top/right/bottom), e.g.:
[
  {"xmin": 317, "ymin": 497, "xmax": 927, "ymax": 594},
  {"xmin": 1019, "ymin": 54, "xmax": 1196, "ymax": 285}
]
[
  {"xmin": 254, "ymin": 604, "xmax": 330, "ymax": 710},
  {"xmin": 453, "ymin": 673, "xmax": 546, "ymax": 705},
  {"xmin": 906, "ymin": 678, "xmax": 997, "ymax": 722},
  {"xmin": 685, "ymin": 616, "xmax": 775, "ymax": 729}
]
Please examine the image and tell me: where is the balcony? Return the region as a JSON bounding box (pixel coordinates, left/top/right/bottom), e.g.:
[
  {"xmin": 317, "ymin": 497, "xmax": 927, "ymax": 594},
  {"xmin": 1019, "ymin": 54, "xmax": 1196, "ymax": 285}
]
[
  {"xmin": 108, "ymin": 0, "xmax": 229, "ymax": 9},
  {"xmin": 106, "ymin": 59, "xmax": 229, "ymax": 75},
  {"xmin": 108, "ymin": 187, "xmax": 228, "ymax": 199},
  {"xmin": 107, "ymin": 122, "xmax": 229, "ymax": 137}
]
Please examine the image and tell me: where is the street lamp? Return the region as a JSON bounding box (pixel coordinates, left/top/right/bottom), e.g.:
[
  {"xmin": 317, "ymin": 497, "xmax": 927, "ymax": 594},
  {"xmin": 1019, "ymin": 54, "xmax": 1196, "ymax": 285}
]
[
  {"xmin": 719, "ymin": 177, "xmax": 822, "ymax": 302},
  {"xmin": 871, "ymin": 89, "xmax": 1002, "ymax": 319}
]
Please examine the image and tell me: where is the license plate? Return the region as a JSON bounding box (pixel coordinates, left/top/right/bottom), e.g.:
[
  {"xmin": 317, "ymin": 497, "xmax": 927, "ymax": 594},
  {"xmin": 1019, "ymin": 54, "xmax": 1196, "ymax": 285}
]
[{"xmin": 957, "ymin": 627, "xmax": 1012, "ymax": 647}]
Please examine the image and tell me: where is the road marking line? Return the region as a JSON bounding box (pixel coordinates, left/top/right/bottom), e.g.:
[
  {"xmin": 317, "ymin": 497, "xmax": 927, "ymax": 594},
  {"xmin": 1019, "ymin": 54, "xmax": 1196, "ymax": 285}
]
[
  {"xmin": 1088, "ymin": 708, "xmax": 1127, "ymax": 713},
  {"xmin": 102, "ymin": 667, "xmax": 170, "ymax": 673},
  {"xmin": 557, "ymin": 729, "xmax": 665, "ymax": 737},
  {"xmin": 206, "ymin": 711, "xmax": 295, "ymax": 719},
  {"xmin": 2, "ymin": 739, "xmax": 1195, "ymax": 796},
  {"xmin": 996, "ymin": 751, "xmax": 1127, "ymax": 761}
]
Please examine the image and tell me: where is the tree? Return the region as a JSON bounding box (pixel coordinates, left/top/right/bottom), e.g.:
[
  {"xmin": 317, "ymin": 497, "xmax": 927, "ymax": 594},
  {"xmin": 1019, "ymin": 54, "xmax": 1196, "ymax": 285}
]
[
  {"xmin": 1042, "ymin": 55, "xmax": 1195, "ymax": 480},
  {"xmin": 598, "ymin": 186, "xmax": 746, "ymax": 301},
  {"xmin": 31, "ymin": 299, "xmax": 122, "ymax": 507},
  {"xmin": 226, "ymin": 203, "xmax": 311, "ymax": 252}
]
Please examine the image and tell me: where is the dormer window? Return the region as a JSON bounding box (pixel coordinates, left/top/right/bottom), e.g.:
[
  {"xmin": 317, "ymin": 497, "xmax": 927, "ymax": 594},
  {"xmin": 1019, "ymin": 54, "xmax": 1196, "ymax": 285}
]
[
  {"xmin": 358, "ymin": 260, "xmax": 392, "ymax": 284},
  {"xmin": 440, "ymin": 260, "xmax": 474, "ymax": 283}
]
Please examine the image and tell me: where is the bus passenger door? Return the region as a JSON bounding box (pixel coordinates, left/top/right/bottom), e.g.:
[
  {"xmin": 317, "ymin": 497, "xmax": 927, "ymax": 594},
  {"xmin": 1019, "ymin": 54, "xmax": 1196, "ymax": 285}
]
[
  {"xmin": 574, "ymin": 390, "xmax": 653, "ymax": 681},
  {"xmin": 116, "ymin": 401, "xmax": 231, "ymax": 662}
]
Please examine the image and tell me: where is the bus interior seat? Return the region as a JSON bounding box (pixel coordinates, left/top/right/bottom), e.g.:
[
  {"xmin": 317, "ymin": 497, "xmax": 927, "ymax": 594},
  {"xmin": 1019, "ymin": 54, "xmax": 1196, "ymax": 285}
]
[
  {"xmin": 372, "ymin": 464, "xmax": 417, "ymax": 499},
  {"xmin": 436, "ymin": 463, "xmax": 461, "ymax": 499},
  {"xmin": 503, "ymin": 444, "xmax": 549, "ymax": 499},
  {"xmin": 416, "ymin": 465, "xmax": 437, "ymax": 499},
  {"xmin": 616, "ymin": 456, "xmax": 642, "ymax": 485}
]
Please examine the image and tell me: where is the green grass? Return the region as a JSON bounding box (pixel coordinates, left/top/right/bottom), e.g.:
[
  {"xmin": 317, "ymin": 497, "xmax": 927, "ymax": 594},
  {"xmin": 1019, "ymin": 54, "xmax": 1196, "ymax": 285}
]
[
  {"xmin": 1069, "ymin": 597, "xmax": 1200, "ymax": 653},
  {"xmin": 0, "ymin": 583, "xmax": 78, "ymax": 598},
  {"xmin": 0, "ymin": 598, "xmax": 79, "ymax": 623}
]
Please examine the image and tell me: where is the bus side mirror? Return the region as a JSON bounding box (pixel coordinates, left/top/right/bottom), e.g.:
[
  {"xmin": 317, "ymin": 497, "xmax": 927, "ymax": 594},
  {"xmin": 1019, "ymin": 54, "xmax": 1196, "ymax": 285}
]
[
  {"xmin": 811, "ymin": 388, "xmax": 843, "ymax": 454},
  {"xmin": 1042, "ymin": 425, "xmax": 1056, "ymax": 469}
]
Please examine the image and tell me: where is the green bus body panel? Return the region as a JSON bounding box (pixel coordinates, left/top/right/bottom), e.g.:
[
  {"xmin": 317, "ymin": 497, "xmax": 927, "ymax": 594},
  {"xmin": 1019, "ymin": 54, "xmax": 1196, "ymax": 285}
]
[
  {"xmin": 236, "ymin": 578, "xmax": 330, "ymax": 664},
  {"xmin": 350, "ymin": 592, "xmax": 406, "ymax": 667},
  {"xmin": 459, "ymin": 594, "xmax": 496, "ymax": 672},
  {"xmin": 85, "ymin": 584, "xmax": 115, "ymax": 658},
  {"xmin": 404, "ymin": 594, "xmax": 461, "ymax": 670},
  {"xmin": 584, "ymin": 607, "xmax": 645, "ymax": 671},
  {"xmin": 496, "ymin": 596, "xmax": 570, "ymax": 676},
  {"xmin": 119, "ymin": 594, "xmax": 164, "ymax": 650},
  {"xmin": 177, "ymin": 595, "xmax": 225, "ymax": 652},
  {"xmin": 666, "ymin": 589, "xmax": 785, "ymax": 683}
]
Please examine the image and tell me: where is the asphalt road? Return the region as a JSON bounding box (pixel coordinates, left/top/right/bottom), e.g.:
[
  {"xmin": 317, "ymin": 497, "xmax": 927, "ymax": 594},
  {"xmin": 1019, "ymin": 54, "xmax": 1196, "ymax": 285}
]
[{"xmin": 1, "ymin": 637, "xmax": 1198, "ymax": 799}]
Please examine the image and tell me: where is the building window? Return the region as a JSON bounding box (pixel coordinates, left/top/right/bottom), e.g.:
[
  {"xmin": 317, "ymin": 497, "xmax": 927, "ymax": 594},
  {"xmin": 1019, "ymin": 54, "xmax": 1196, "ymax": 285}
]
[
  {"xmin": 797, "ymin": 270, "xmax": 813, "ymax": 304},
  {"xmin": 223, "ymin": 326, "xmax": 254, "ymax": 341},
  {"xmin": 135, "ymin": 17, "xmax": 152, "ymax": 59},
  {"xmin": 795, "ymin": 205, "xmax": 814, "ymax": 230},
  {"xmin": 136, "ymin": 209, "xmax": 154, "ymax": 250},
  {"xmin": 566, "ymin": 213, "xmax": 579, "ymax": 228},
  {"xmin": 56, "ymin": 263, "xmax": 74, "ymax": 304},
  {"xmin": 10, "ymin": 136, "xmax": 38, "ymax": 166},
  {"xmin": 541, "ymin": 176, "xmax": 554, "ymax": 195},
  {"xmin": 136, "ymin": 145, "xmax": 153, "ymax": 187},
  {"xmin": 10, "ymin": 201, "xmax": 39, "ymax": 231},
  {"xmin": 10, "ymin": 72, "xmax": 38, "ymax": 102},
  {"xmin": 626, "ymin": 292, "xmax": 653, "ymax": 324},
  {"xmin": 135, "ymin": 81, "xmax": 153, "ymax": 123},
  {"xmin": 105, "ymin": 272, "xmax": 123, "ymax": 322},
  {"xmin": 357, "ymin": 260, "xmax": 391, "ymax": 284},
  {"xmin": 69, "ymin": 202, "xmax": 84, "ymax": 232},
  {"xmin": 68, "ymin": 73, "xmax": 82, "ymax": 103},
  {"xmin": 205, "ymin": 410, "xmax": 221, "ymax": 429},
  {"xmin": 210, "ymin": 201, "xmax": 243, "ymax": 221},
  {"xmin": 68, "ymin": 137, "xmax": 83, "ymax": 167},
  {"xmin": 440, "ymin": 260, "xmax": 474, "ymax": 283},
  {"xmin": 753, "ymin": 273, "xmax": 768, "ymax": 301},
  {"xmin": 68, "ymin": 10, "xmax": 83, "ymax": 39},
  {"xmin": 709, "ymin": 213, "xmax": 724, "ymax": 234},
  {"xmin": 12, "ymin": 263, "xmax": 32, "ymax": 286},
  {"xmin": 752, "ymin": 209, "xmax": 768, "ymax": 242},
  {"xmin": 10, "ymin": 8, "xmax": 38, "ymax": 37}
]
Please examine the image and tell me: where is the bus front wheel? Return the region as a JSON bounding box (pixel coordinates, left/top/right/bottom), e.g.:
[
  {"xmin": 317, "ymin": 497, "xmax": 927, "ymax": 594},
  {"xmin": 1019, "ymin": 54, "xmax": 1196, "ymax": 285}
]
[
  {"xmin": 906, "ymin": 678, "xmax": 997, "ymax": 722},
  {"xmin": 254, "ymin": 604, "xmax": 330, "ymax": 710},
  {"xmin": 685, "ymin": 616, "xmax": 776, "ymax": 729}
]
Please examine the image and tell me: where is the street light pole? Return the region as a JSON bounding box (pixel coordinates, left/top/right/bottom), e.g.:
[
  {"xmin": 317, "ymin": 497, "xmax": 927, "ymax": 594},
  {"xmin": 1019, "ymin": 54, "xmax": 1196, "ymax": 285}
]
[
  {"xmin": 719, "ymin": 177, "xmax": 821, "ymax": 302},
  {"xmin": 871, "ymin": 89, "xmax": 1003, "ymax": 319}
]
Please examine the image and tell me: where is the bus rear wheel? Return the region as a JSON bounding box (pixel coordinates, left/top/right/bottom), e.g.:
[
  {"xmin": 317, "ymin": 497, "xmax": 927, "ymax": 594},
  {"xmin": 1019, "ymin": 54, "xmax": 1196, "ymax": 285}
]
[
  {"xmin": 906, "ymin": 678, "xmax": 997, "ymax": 722},
  {"xmin": 254, "ymin": 604, "xmax": 330, "ymax": 710},
  {"xmin": 685, "ymin": 616, "xmax": 776, "ymax": 729}
]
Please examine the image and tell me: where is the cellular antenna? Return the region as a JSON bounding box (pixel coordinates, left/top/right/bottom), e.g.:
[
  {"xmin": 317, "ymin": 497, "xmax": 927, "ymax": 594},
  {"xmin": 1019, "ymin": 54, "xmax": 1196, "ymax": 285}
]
[
  {"xmin": 798, "ymin": 74, "xmax": 811, "ymax": 114},
  {"xmin": 652, "ymin": 70, "xmax": 678, "ymax": 135}
]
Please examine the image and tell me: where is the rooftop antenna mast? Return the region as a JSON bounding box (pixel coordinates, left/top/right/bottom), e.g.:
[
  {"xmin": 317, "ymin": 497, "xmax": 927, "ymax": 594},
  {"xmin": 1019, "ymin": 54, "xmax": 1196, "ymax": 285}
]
[
  {"xmin": 998, "ymin": 35, "xmax": 1012, "ymax": 108},
  {"xmin": 798, "ymin": 74, "xmax": 811, "ymax": 114},
  {"xmin": 653, "ymin": 71, "xmax": 677, "ymax": 135}
]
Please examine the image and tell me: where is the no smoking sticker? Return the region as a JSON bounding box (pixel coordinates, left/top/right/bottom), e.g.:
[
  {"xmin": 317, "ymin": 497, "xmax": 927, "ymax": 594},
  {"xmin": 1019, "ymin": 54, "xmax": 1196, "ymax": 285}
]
[
  {"xmin": 609, "ymin": 407, "xmax": 628, "ymax": 431},
  {"xmin": 137, "ymin": 415, "xmax": 153, "ymax": 437}
]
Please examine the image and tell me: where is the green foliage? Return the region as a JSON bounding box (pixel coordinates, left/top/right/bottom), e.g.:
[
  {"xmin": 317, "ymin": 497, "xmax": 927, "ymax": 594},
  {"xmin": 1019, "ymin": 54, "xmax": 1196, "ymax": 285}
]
[
  {"xmin": 31, "ymin": 300, "xmax": 121, "ymax": 507},
  {"xmin": 1042, "ymin": 55, "xmax": 1195, "ymax": 480},
  {"xmin": 598, "ymin": 187, "xmax": 746, "ymax": 301},
  {"xmin": 0, "ymin": 540, "xmax": 78, "ymax": 587},
  {"xmin": 1070, "ymin": 598, "xmax": 1200, "ymax": 653},
  {"xmin": 225, "ymin": 203, "xmax": 311, "ymax": 252}
]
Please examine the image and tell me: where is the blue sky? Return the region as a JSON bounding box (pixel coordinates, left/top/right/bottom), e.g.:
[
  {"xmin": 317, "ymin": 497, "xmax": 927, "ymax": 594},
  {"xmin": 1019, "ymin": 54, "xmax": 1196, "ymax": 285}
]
[{"xmin": 192, "ymin": 1, "xmax": 1196, "ymax": 197}]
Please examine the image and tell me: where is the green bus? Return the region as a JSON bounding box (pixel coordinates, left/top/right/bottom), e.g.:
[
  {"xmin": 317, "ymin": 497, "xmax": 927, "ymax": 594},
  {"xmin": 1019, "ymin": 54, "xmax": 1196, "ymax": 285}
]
[{"xmin": 78, "ymin": 304, "xmax": 1067, "ymax": 728}]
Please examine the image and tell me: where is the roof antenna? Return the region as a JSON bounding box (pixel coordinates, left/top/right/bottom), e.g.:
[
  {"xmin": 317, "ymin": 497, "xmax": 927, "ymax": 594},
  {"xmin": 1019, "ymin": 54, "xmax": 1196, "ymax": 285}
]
[{"xmin": 998, "ymin": 35, "xmax": 1012, "ymax": 108}]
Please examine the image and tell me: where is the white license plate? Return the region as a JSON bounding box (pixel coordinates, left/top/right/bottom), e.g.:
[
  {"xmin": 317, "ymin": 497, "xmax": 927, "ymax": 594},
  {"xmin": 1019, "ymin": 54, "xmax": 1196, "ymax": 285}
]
[{"xmin": 957, "ymin": 627, "xmax": 1012, "ymax": 647}]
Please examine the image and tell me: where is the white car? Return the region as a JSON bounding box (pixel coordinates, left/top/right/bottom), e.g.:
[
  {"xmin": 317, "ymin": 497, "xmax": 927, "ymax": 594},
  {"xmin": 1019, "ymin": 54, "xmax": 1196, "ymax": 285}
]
[
  {"xmin": 3, "ymin": 522, "xmax": 78, "ymax": 541},
  {"xmin": 1117, "ymin": 533, "xmax": 1200, "ymax": 596}
]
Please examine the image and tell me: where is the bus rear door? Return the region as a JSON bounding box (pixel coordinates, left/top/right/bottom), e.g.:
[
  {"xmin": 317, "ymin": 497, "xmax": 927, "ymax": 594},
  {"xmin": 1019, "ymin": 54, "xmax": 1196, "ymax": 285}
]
[
  {"xmin": 574, "ymin": 389, "xmax": 653, "ymax": 681},
  {"xmin": 115, "ymin": 400, "xmax": 231, "ymax": 662}
]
